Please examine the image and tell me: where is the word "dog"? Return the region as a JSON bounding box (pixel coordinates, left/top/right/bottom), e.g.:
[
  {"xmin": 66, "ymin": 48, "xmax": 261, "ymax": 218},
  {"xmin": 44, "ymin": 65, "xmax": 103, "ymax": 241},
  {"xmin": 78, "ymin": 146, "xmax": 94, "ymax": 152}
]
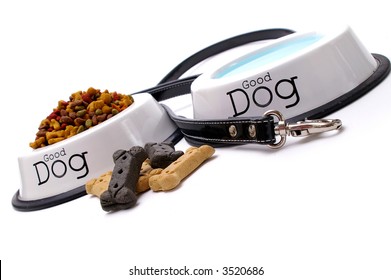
[
  {"xmin": 226, "ymin": 72, "xmax": 300, "ymax": 117},
  {"xmin": 32, "ymin": 148, "xmax": 89, "ymax": 185}
]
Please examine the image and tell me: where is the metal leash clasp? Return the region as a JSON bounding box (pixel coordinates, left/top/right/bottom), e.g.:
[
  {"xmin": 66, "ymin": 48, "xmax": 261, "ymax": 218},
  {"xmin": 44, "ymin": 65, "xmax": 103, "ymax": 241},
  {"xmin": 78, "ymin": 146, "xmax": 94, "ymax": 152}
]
[{"xmin": 264, "ymin": 110, "xmax": 342, "ymax": 149}]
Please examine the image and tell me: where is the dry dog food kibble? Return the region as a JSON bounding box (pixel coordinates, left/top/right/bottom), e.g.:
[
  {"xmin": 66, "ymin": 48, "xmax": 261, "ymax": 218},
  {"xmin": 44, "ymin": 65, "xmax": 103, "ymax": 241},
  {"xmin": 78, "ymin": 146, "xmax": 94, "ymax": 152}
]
[{"xmin": 29, "ymin": 87, "xmax": 134, "ymax": 149}]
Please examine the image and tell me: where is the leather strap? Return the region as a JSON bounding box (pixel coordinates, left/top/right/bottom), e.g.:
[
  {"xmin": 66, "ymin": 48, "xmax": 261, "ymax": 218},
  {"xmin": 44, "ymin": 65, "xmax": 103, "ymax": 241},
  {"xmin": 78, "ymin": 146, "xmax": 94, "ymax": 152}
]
[
  {"xmin": 162, "ymin": 104, "xmax": 276, "ymax": 146},
  {"xmin": 136, "ymin": 76, "xmax": 277, "ymax": 146},
  {"xmin": 140, "ymin": 75, "xmax": 199, "ymax": 101}
]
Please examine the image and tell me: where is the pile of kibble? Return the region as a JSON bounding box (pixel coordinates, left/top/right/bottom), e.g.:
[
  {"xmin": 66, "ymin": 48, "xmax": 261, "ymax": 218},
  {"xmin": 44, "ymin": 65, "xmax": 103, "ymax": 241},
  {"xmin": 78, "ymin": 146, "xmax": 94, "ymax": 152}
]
[{"xmin": 30, "ymin": 87, "xmax": 134, "ymax": 149}]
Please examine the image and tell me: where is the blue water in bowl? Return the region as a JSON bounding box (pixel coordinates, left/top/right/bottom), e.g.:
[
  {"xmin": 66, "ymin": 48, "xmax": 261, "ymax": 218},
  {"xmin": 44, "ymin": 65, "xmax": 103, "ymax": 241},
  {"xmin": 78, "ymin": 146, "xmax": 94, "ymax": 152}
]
[{"xmin": 213, "ymin": 34, "xmax": 322, "ymax": 79}]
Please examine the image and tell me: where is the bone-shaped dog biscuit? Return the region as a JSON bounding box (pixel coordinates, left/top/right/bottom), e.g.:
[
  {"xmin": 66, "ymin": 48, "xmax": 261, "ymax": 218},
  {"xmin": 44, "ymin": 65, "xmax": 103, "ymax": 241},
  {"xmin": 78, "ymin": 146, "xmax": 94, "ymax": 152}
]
[
  {"xmin": 149, "ymin": 145, "xmax": 215, "ymax": 191},
  {"xmin": 85, "ymin": 171, "xmax": 112, "ymax": 197},
  {"xmin": 137, "ymin": 159, "xmax": 163, "ymax": 193},
  {"xmin": 85, "ymin": 160, "xmax": 163, "ymax": 197},
  {"xmin": 100, "ymin": 146, "xmax": 148, "ymax": 211}
]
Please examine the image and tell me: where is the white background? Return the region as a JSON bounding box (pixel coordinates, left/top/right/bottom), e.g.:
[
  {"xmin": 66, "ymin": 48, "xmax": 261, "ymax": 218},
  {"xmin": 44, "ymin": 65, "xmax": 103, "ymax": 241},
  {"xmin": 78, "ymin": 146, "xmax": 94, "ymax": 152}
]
[{"xmin": 1, "ymin": 1, "xmax": 391, "ymax": 279}]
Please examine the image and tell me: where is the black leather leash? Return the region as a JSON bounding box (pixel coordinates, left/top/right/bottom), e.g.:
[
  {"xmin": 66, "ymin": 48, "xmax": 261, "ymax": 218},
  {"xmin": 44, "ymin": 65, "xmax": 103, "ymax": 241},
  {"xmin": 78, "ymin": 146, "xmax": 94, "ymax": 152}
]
[{"xmin": 137, "ymin": 75, "xmax": 277, "ymax": 146}]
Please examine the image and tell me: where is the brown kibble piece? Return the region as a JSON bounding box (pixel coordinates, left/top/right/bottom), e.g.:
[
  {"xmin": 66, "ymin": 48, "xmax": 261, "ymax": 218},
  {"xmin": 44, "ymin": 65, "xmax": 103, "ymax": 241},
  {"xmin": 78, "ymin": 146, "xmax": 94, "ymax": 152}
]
[
  {"xmin": 149, "ymin": 145, "xmax": 215, "ymax": 192},
  {"xmin": 48, "ymin": 137, "xmax": 65, "ymax": 145},
  {"xmin": 29, "ymin": 137, "xmax": 45, "ymax": 149},
  {"xmin": 99, "ymin": 92, "xmax": 112, "ymax": 105},
  {"xmin": 46, "ymin": 130, "xmax": 65, "ymax": 140},
  {"xmin": 87, "ymin": 100, "xmax": 104, "ymax": 112}
]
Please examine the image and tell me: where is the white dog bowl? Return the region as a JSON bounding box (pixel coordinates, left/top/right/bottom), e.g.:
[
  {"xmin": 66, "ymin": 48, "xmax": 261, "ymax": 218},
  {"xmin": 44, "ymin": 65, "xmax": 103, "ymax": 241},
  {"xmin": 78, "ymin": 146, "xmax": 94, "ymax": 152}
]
[
  {"xmin": 191, "ymin": 26, "xmax": 388, "ymax": 121},
  {"xmin": 13, "ymin": 93, "xmax": 179, "ymax": 211}
]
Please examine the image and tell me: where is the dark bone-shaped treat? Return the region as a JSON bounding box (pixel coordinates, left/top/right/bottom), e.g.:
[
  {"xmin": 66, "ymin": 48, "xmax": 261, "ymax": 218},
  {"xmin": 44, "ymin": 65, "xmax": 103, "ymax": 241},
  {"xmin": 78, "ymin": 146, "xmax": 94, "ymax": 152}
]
[
  {"xmin": 100, "ymin": 146, "xmax": 148, "ymax": 212},
  {"xmin": 144, "ymin": 142, "xmax": 184, "ymax": 169}
]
